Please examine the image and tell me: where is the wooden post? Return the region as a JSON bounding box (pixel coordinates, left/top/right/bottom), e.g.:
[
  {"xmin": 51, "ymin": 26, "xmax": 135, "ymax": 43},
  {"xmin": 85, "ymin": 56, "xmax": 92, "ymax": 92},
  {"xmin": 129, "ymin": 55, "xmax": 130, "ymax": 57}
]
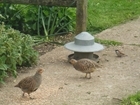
[{"xmin": 76, "ymin": 0, "xmax": 87, "ymax": 34}]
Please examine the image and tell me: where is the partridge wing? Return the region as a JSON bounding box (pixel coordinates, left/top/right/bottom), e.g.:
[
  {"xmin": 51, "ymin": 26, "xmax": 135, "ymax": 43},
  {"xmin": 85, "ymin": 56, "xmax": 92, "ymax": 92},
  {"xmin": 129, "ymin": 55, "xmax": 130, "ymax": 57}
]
[
  {"xmin": 74, "ymin": 59, "xmax": 95, "ymax": 72},
  {"xmin": 19, "ymin": 76, "xmax": 36, "ymax": 92}
]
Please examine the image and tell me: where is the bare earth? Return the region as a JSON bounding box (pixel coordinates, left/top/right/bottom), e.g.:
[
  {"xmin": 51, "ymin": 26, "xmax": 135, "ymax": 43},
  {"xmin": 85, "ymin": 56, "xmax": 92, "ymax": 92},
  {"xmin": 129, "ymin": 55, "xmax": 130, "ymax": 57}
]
[{"xmin": 0, "ymin": 18, "xmax": 140, "ymax": 105}]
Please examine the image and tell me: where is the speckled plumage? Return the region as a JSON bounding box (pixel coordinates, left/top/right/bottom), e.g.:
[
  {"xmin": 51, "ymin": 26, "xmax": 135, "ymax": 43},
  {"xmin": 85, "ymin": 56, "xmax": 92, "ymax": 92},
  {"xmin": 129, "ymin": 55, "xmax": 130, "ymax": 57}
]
[
  {"xmin": 115, "ymin": 50, "xmax": 127, "ymax": 57},
  {"xmin": 15, "ymin": 69, "xmax": 43, "ymax": 99},
  {"xmin": 70, "ymin": 58, "xmax": 101, "ymax": 79}
]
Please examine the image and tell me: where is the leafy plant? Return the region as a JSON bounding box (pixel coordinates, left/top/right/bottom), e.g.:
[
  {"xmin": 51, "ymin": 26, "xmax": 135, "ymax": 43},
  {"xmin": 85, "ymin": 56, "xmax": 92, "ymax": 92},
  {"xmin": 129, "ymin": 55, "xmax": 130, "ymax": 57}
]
[
  {"xmin": 0, "ymin": 23, "xmax": 38, "ymax": 83},
  {"xmin": 0, "ymin": 4, "xmax": 24, "ymax": 30},
  {"xmin": 121, "ymin": 91, "xmax": 140, "ymax": 105},
  {"xmin": 0, "ymin": 4, "xmax": 76, "ymax": 37}
]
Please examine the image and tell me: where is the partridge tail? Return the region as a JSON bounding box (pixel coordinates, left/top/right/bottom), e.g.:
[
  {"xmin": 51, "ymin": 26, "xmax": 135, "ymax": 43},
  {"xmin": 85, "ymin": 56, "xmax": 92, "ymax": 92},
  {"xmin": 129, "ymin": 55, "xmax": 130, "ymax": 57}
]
[
  {"xmin": 95, "ymin": 63, "xmax": 102, "ymax": 68},
  {"xmin": 14, "ymin": 84, "xmax": 19, "ymax": 87}
]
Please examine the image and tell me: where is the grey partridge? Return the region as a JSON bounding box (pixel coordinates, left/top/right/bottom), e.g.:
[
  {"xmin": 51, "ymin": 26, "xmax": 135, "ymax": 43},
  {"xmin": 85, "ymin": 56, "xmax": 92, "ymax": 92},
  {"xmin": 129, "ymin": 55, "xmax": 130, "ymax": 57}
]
[
  {"xmin": 69, "ymin": 58, "xmax": 101, "ymax": 79},
  {"xmin": 15, "ymin": 69, "xmax": 43, "ymax": 99},
  {"xmin": 115, "ymin": 50, "xmax": 127, "ymax": 57}
]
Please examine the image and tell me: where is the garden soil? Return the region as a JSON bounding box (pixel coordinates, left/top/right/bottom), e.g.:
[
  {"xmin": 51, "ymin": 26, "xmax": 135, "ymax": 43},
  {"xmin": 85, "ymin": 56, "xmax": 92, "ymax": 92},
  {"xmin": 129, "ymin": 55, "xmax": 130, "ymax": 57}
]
[{"xmin": 0, "ymin": 18, "xmax": 140, "ymax": 105}]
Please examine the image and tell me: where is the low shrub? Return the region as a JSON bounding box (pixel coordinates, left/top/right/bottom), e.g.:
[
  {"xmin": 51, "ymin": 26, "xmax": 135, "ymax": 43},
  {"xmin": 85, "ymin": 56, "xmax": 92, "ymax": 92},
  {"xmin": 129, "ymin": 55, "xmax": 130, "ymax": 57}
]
[{"xmin": 0, "ymin": 23, "xmax": 38, "ymax": 83}]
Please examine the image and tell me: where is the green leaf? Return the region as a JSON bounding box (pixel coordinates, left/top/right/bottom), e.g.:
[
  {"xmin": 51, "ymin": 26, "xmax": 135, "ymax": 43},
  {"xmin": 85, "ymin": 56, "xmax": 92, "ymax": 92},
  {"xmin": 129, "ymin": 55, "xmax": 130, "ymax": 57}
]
[{"xmin": 0, "ymin": 64, "xmax": 8, "ymax": 70}]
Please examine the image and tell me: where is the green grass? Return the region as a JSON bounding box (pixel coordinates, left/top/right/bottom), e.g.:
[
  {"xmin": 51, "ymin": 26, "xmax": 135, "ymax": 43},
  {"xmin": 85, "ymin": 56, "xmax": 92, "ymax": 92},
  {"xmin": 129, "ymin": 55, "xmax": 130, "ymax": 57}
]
[
  {"xmin": 95, "ymin": 38, "xmax": 122, "ymax": 46},
  {"xmin": 87, "ymin": 0, "xmax": 140, "ymax": 33},
  {"xmin": 121, "ymin": 91, "xmax": 140, "ymax": 105}
]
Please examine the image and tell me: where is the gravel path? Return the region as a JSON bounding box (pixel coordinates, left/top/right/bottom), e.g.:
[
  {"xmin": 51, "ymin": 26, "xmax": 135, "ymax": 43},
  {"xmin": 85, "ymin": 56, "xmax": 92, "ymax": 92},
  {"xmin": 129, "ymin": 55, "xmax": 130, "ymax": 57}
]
[{"xmin": 0, "ymin": 18, "xmax": 140, "ymax": 105}]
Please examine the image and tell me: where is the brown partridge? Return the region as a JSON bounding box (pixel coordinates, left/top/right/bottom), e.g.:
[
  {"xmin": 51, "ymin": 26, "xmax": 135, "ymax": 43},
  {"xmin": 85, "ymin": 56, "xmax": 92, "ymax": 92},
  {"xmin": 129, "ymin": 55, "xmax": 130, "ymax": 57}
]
[
  {"xmin": 14, "ymin": 69, "xmax": 43, "ymax": 99},
  {"xmin": 69, "ymin": 58, "xmax": 101, "ymax": 79}
]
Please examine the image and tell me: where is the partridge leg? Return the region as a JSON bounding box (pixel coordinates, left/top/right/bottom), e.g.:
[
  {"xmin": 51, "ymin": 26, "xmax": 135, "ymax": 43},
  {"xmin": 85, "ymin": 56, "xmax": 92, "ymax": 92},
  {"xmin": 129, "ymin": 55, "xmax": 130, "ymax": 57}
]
[
  {"xmin": 28, "ymin": 94, "xmax": 34, "ymax": 99},
  {"xmin": 85, "ymin": 73, "xmax": 88, "ymax": 78},
  {"xmin": 22, "ymin": 92, "xmax": 25, "ymax": 97},
  {"xmin": 88, "ymin": 73, "xmax": 91, "ymax": 79}
]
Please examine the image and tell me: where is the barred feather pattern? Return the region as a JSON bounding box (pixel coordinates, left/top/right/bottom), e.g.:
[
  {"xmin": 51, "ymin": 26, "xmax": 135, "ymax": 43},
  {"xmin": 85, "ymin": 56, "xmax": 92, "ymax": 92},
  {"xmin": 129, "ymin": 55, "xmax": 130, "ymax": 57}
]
[
  {"xmin": 115, "ymin": 50, "xmax": 126, "ymax": 57},
  {"xmin": 15, "ymin": 69, "xmax": 43, "ymax": 96},
  {"xmin": 70, "ymin": 58, "xmax": 100, "ymax": 73}
]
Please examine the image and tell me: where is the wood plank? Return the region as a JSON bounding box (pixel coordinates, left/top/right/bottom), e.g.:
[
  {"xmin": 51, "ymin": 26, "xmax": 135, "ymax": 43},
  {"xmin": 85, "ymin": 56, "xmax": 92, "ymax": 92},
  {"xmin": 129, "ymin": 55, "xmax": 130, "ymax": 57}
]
[{"xmin": 0, "ymin": 0, "xmax": 76, "ymax": 7}]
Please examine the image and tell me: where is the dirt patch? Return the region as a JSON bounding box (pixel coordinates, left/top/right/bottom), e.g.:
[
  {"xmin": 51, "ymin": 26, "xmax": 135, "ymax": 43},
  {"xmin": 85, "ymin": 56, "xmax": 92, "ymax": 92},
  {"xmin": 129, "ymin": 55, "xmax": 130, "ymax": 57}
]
[
  {"xmin": 0, "ymin": 18, "xmax": 140, "ymax": 105},
  {"xmin": 34, "ymin": 33, "xmax": 74, "ymax": 56}
]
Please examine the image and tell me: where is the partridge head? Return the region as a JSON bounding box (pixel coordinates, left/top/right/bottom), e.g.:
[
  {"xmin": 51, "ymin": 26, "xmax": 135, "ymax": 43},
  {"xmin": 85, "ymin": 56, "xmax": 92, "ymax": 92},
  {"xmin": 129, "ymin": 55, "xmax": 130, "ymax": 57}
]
[{"xmin": 14, "ymin": 69, "xmax": 43, "ymax": 99}]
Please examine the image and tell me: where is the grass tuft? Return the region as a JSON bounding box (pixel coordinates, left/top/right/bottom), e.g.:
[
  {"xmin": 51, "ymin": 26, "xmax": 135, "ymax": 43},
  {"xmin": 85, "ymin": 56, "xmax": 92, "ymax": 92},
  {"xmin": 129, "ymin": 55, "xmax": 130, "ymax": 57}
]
[
  {"xmin": 95, "ymin": 38, "xmax": 123, "ymax": 46},
  {"xmin": 121, "ymin": 91, "xmax": 140, "ymax": 105}
]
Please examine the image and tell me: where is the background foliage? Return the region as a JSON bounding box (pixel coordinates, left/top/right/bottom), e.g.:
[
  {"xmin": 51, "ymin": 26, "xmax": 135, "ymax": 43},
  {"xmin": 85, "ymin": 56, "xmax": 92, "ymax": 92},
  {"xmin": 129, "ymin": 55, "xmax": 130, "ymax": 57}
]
[
  {"xmin": 1, "ymin": 0, "xmax": 140, "ymax": 36},
  {"xmin": 0, "ymin": 4, "xmax": 76, "ymax": 37}
]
